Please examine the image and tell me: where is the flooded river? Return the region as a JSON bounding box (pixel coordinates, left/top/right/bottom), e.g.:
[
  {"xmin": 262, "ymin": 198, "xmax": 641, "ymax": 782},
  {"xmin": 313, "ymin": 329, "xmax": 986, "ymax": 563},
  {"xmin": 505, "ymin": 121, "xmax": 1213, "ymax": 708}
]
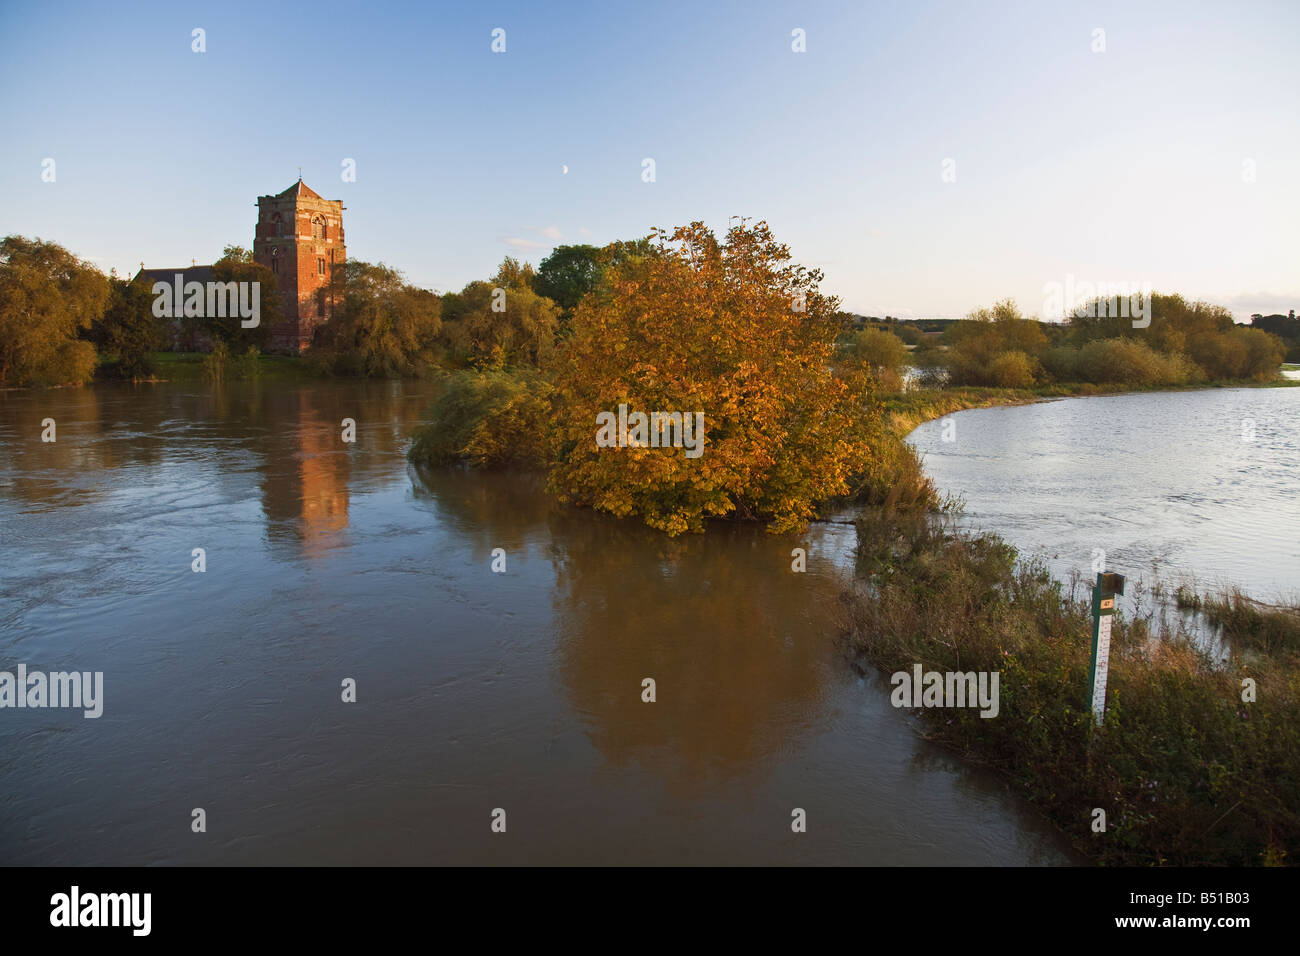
[
  {"xmin": 0, "ymin": 381, "xmax": 1077, "ymax": 864},
  {"xmin": 908, "ymin": 386, "xmax": 1300, "ymax": 604}
]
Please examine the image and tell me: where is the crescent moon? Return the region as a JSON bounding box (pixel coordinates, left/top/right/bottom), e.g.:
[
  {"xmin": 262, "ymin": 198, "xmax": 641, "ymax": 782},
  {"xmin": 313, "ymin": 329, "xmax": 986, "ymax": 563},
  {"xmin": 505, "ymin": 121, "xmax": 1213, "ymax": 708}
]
[{"xmin": 562, "ymin": 165, "xmax": 568, "ymax": 175}]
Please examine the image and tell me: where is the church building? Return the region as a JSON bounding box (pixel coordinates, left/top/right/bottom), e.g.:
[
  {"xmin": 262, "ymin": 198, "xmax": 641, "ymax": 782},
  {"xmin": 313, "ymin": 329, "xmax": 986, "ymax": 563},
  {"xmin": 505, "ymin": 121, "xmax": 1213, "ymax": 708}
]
[{"xmin": 136, "ymin": 178, "xmax": 347, "ymax": 353}]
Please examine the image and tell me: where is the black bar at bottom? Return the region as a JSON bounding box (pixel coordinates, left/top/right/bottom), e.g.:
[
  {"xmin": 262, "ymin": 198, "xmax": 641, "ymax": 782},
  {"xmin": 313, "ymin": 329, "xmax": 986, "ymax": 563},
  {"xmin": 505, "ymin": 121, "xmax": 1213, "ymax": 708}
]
[{"xmin": 7, "ymin": 865, "xmax": 1292, "ymax": 942}]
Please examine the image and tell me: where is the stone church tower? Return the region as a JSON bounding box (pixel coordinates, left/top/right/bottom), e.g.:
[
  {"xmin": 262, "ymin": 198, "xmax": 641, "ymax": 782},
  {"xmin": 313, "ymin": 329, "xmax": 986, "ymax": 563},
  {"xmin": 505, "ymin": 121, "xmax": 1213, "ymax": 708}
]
[{"xmin": 254, "ymin": 179, "xmax": 346, "ymax": 352}]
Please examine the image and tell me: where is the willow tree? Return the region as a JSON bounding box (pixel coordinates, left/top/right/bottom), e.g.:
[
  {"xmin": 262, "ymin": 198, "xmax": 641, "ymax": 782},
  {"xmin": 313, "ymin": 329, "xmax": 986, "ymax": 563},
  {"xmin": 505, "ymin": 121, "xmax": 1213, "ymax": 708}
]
[
  {"xmin": 312, "ymin": 260, "xmax": 442, "ymax": 377},
  {"xmin": 0, "ymin": 236, "xmax": 108, "ymax": 386},
  {"xmin": 94, "ymin": 275, "xmax": 165, "ymax": 380},
  {"xmin": 548, "ymin": 220, "xmax": 876, "ymax": 535}
]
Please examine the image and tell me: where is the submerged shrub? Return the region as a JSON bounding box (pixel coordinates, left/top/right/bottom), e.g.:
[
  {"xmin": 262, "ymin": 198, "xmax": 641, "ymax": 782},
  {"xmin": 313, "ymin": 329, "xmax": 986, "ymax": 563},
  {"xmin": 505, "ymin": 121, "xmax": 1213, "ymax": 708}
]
[
  {"xmin": 1199, "ymin": 589, "xmax": 1300, "ymax": 654},
  {"xmin": 549, "ymin": 220, "xmax": 877, "ymax": 535},
  {"xmin": 231, "ymin": 345, "xmax": 260, "ymax": 381},
  {"xmin": 202, "ymin": 340, "xmax": 228, "ymax": 384},
  {"xmin": 312, "ymin": 260, "xmax": 443, "ymax": 378},
  {"xmin": 409, "ymin": 368, "xmax": 552, "ymax": 469},
  {"xmin": 1227, "ymin": 326, "xmax": 1287, "ymax": 381},
  {"xmin": 854, "ymin": 424, "xmax": 937, "ymax": 512}
]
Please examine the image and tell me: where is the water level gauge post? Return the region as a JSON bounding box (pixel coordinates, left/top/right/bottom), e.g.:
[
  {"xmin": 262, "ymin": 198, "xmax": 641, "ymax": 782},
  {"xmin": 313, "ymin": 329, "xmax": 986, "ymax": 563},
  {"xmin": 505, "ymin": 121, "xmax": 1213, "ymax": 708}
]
[{"xmin": 1088, "ymin": 571, "xmax": 1125, "ymax": 726}]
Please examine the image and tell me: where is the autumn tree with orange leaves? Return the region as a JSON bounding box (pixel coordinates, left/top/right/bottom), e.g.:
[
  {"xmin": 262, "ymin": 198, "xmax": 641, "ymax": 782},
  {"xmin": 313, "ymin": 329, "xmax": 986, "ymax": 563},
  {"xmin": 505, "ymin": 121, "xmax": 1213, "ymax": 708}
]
[{"xmin": 548, "ymin": 220, "xmax": 877, "ymax": 535}]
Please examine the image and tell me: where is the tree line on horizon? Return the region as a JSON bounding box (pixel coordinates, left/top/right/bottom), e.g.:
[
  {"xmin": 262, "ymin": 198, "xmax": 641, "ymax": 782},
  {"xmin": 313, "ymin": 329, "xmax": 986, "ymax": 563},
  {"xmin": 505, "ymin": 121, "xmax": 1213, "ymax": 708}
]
[
  {"xmin": 847, "ymin": 296, "xmax": 1289, "ymax": 390},
  {"xmin": 0, "ymin": 234, "xmax": 657, "ymax": 386},
  {"xmin": 1, "ymin": 231, "xmax": 1290, "ymax": 389}
]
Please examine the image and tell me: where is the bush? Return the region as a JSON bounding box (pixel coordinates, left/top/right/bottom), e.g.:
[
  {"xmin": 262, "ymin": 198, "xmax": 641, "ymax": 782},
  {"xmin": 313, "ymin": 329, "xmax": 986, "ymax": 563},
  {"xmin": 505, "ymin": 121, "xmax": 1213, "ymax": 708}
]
[
  {"xmin": 1041, "ymin": 346, "xmax": 1079, "ymax": 383},
  {"xmin": 231, "ymin": 346, "xmax": 260, "ymax": 381},
  {"xmin": 853, "ymin": 426, "xmax": 937, "ymax": 512},
  {"xmin": 895, "ymin": 324, "xmax": 923, "ymax": 346},
  {"xmin": 1074, "ymin": 338, "xmax": 1192, "ymax": 386},
  {"xmin": 986, "ymin": 350, "xmax": 1036, "ymax": 388},
  {"xmin": 1232, "ymin": 326, "xmax": 1287, "ymax": 381},
  {"xmin": 852, "ymin": 326, "xmax": 909, "ymax": 381},
  {"xmin": 202, "ymin": 340, "xmax": 228, "ymax": 383},
  {"xmin": 1011, "ymin": 293, "xmax": 1286, "ymax": 387},
  {"xmin": 408, "ymin": 369, "xmax": 552, "ymax": 469},
  {"xmin": 549, "ymin": 220, "xmax": 878, "ymax": 535},
  {"xmin": 26, "ymin": 339, "xmax": 98, "ymax": 386},
  {"xmin": 943, "ymin": 300, "xmax": 1048, "ymax": 387}
]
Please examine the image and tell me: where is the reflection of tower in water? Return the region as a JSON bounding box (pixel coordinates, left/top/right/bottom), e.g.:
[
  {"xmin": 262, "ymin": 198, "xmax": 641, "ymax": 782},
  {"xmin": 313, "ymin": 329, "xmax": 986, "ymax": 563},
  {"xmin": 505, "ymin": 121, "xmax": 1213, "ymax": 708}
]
[{"xmin": 259, "ymin": 390, "xmax": 350, "ymax": 560}]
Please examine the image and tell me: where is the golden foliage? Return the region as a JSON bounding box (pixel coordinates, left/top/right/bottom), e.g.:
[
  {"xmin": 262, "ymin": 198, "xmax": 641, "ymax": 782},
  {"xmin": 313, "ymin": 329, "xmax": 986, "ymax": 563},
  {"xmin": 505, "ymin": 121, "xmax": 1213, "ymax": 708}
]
[{"xmin": 547, "ymin": 221, "xmax": 877, "ymax": 535}]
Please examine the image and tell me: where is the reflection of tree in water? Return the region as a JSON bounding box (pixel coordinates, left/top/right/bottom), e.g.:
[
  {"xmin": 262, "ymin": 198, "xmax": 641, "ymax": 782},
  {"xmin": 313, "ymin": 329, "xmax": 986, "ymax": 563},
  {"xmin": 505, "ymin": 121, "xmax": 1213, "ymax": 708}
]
[
  {"xmin": 0, "ymin": 384, "xmax": 169, "ymax": 506},
  {"xmin": 545, "ymin": 509, "xmax": 844, "ymax": 793},
  {"xmin": 405, "ymin": 464, "xmax": 845, "ymax": 791},
  {"xmin": 408, "ymin": 465, "xmax": 553, "ymax": 564}
]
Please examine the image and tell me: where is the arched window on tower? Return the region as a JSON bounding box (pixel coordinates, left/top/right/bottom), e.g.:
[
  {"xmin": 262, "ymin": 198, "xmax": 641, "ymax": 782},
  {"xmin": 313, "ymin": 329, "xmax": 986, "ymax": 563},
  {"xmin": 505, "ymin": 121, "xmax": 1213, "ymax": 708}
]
[
  {"xmin": 272, "ymin": 213, "xmax": 284, "ymax": 237},
  {"xmin": 312, "ymin": 216, "xmax": 325, "ymax": 240}
]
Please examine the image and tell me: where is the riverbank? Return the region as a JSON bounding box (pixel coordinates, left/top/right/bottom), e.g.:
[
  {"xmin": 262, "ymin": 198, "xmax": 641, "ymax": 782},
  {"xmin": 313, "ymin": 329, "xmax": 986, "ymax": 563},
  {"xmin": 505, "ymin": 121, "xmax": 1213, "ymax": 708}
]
[
  {"xmin": 89, "ymin": 351, "xmax": 323, "ymax": 384},
  {"xmin": 845, "ymin": 505, "xmax": 1299, "ymax": 866},
  {"xmin": 136, "ymin": 351, "xmax": 321, "ymax": 383},
  {"xmin": 881, "ymin": 374, "xmax": 1300, "ymax": 438},
  {"xmin": 847, "ymin": 384, "xmax": 1300, "ymax": 866}
]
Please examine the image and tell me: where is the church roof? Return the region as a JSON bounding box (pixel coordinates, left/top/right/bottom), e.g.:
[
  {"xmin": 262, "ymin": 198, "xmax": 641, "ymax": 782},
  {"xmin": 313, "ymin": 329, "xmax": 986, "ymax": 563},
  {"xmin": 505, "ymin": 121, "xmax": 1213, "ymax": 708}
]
[
  {"xmin": 276, "ymin": 178, "xmax": 323, "ymax": 200},
  {"xmin": 135, "ymin": 265, "xmax": 215, "ymax": 285}
]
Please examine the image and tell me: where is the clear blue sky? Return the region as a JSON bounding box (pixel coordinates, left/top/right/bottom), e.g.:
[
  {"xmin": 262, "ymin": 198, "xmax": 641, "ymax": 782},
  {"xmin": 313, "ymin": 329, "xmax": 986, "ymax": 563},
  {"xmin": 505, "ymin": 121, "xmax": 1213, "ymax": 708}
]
[{"xmin": 1, "ymin": 0, "xmax": 1296, "ymax": 320}]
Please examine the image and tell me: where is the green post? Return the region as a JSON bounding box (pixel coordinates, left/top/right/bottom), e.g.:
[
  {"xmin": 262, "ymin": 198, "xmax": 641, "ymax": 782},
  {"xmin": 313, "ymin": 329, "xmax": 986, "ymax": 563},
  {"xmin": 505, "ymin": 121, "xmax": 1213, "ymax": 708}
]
[{"xmin": 1088, "ymin": 571, "xmax": 1125, "ymax": 726}]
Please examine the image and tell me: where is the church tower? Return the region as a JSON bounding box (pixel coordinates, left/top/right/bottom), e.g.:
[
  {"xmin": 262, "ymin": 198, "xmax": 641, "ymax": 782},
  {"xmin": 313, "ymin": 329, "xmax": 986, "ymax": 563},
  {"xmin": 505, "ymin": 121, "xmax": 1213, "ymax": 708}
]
[{"xmin": 254, "ymin": 179, "xmax": 346, "ymax": 352}]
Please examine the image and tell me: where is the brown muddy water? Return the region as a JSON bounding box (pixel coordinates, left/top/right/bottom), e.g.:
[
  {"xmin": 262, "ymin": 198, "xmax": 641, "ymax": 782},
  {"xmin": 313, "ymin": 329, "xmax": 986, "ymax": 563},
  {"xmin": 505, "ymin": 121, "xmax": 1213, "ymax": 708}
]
[{"xmin": 0, "ymin": 381, "xmax": 1074, "ymax": 865}]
